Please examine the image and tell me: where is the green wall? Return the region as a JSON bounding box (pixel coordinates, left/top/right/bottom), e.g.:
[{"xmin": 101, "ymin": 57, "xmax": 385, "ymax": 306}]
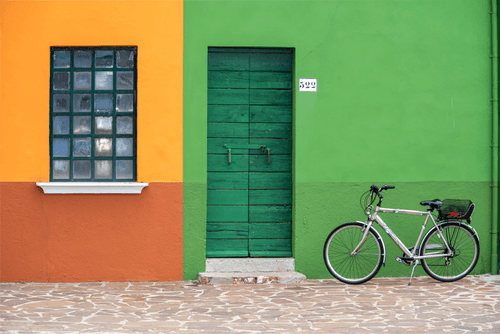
[{"xmin": 184, "ymin": 0, "xmax": 492, "ymax": 280}]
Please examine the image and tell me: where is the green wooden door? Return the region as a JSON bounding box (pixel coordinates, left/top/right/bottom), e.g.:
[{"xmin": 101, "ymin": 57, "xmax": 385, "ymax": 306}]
[{"xmin": 207, "ymin": 47, "xmax": 293, "ymax": 257}]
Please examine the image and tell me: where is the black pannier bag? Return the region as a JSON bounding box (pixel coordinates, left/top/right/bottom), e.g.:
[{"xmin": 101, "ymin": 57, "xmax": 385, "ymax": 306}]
[{"xmin": 437, "ymin": 199, "xmax": 475, "ymax": 223}]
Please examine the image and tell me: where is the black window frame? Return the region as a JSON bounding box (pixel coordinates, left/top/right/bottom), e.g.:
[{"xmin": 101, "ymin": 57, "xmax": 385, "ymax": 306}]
[{"xmin": 49, "ymin": 46, "xmax": 137, "ymax": 182}]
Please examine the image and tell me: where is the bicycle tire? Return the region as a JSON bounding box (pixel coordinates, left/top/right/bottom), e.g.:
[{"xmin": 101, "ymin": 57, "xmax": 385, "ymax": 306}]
[
  {"xmin": 420, "ymin": 222, "xmax": 480, "ymax": 282},
  {"xmin": 323, "ymin": 222, "xmax": 384, "ymax": 284}
]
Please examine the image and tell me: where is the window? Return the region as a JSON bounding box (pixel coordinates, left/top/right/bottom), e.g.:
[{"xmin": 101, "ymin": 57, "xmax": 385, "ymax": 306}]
[{"xmin": 50, "ymin": 47, "xmax": 137, "ymax": 181}]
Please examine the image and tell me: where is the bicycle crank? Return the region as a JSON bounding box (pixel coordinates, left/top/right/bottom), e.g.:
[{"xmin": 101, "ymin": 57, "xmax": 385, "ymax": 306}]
[
  {"xmin": 396, "ymin": 247, "xmax": 418, "ymax": 266},
  {"xmin": 396, "ymin": 257, "xmax": 415, "ymax": 266}
]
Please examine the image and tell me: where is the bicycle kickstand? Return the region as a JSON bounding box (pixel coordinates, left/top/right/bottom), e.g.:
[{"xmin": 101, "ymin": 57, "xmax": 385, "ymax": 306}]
[{"xmin": 408, "ymin": 260, "xmax": 419, "ymax": 286}]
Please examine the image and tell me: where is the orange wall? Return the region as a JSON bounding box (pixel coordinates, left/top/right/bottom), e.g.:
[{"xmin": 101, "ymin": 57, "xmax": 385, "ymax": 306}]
[
  {"xmin": 0, "ymin": 1, "xmax": 184, "ymax": 282},
  {"xmin": 0, "ymin": 0, "xmax": 183, "ymax": 182},
  {"xmin": 1, "ymin": 182, "xmax": 183, "ymax": 282}
]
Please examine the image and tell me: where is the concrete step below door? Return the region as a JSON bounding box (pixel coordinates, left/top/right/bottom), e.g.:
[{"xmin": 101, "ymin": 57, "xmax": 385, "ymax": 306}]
[{"xmin": 198, "ymin": 258, "xmax": 307, "ymax": 285}]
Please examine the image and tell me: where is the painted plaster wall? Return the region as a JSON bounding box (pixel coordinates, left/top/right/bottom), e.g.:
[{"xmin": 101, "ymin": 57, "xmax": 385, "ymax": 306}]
[
  {"xmin": 1, "ymin": 183, "xmax": 183, "ymax": 282},
  {"xmin": 184, "ymin": 0, "xmax": 492, "ymax": 279},
  {"xmin": 1, "ymin": 1, "xmax": 184, "ymax": 282}
]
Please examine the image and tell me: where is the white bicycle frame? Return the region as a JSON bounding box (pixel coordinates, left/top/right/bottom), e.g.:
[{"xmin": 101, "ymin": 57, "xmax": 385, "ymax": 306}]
[{"xmin": 352, "ymin": 206, "xmax": 453, "ymax": 259}]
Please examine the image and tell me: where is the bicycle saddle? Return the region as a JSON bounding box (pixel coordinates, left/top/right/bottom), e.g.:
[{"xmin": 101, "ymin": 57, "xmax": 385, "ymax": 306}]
[{"xmin": 420, "ymin": 199, "xmax": 443, "ymax": 209}]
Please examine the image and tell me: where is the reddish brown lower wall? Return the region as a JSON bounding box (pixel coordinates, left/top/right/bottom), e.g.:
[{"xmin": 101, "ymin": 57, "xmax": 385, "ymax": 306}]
[{"xmin": 0, "ymin": 182, "xmax": 183, "ymax": 282}]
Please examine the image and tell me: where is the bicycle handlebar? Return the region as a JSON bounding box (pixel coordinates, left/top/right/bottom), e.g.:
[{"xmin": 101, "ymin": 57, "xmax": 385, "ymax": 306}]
[{"xmin": 370, "ymin": 184, "xmax": 395, "ymax": 206}]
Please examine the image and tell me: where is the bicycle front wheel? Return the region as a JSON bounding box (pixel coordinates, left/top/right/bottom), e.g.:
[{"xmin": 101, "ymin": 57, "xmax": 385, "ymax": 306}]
[
  {"xmin": 420, "ymin": 222, "xmax": 480, "ymax": 282},
  {"xmin": 323, "ymin": 222, "xmax": 384, "ymax": 284}
]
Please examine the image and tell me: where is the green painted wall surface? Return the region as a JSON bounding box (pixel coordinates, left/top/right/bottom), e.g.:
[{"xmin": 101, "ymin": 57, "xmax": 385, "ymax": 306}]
[
  {"xmin": 184, "ymin": 0, "xmax": 492, "ymax": 280},
  {"xmin": 296, "ymin": 182, "xmax": 491, "ymax": 279}
]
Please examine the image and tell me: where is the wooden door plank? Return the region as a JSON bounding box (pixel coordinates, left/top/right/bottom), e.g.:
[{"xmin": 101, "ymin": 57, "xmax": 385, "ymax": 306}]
[
  {"xmin": 249, "ymin": 139, "xmax": 291, "ymax": 154},
  {"xmin": 207, "ymin": 223, "xmax": 249, "ymax": 239},
  {"xmin": 208, "ymin": 123, "xmax": 248, "ymax": 138},
  {"xmin": 249, "ymin": 53, "xmax": 293, "ymax": 72},
  {"xmin": 250, "ymin": 106, "xmax": 292, "ymax": 123},
  {"xmin": 250, "ymin": 173, "xmax": 292, "ymax": 190},
  {"xmin": 250, "ymin": 90, "xmax": 292, "ymax": 105},
  {"xmin": 209, "ymin": 47, "xmax": 292, "ymax": 54},
  {"xmin": 208, "ymin": 52, "xmax": 249, "ymax": 71},
  {"xmin": 207, "ymin": 239, "xmax": 249, "ymax": 257},
  {"xmin": 249, "ymin": 239, "xmax": 292, "ymax": 255},
  {"xmin": 208, "ymin": 71, "xmax": 249, "ymax": 89},
  {"xmin": 208, "ymin": 105, "xmax": 249, "ymax": 123},
  {"xmin": 208, "ymin": 172, "xmax": 248, "ymax": 190},
  {"xmin": 249, "ymin": 190, "xmax": 292, "ymax": 205},
  {"xmin": 207, "ymin": 206, "xmax": 248, "ymax": 222},
  {"xmin": 208, "ymin": 89, "xmax": 249, "ymax": 105},
  {"xmin": 249, "ymin": 206, "xmax": 292, "ymax": 222},
  {"xmin": 250, "ymin": 250, "xmax": 292, "ymax": 257},
  {"xmin": 250, "ymin": 72, "xmax": 292, "ymax": 89},
  {"xmin": 249, "ymin": 123, "xmax": 292, "ymax": 139},
  {"xmin": 249, "ymin": 154, "xmax": 291, "ymax": 172},
  {"xmin": 208, "ymin": 190, "xmax": 249, "ymax": 205},
  {"xmin": 249, "ymin": 222, "xmax": 292, "ymax": 238},
  {"xmin": 208, "ymin": 154, "xmax": 248, "ymax": 172}
]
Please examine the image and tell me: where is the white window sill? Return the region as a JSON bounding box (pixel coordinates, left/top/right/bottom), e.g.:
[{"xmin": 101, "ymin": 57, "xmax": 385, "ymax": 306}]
[{"xmin": 36, "ymin": 182, "xmax": 149, "ymax": 194}]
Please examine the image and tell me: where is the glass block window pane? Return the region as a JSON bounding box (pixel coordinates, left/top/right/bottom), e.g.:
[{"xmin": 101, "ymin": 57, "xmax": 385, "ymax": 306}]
[
  {"xmin": 73, "ymin": 138, "xmax": 91, "ymax": 157},
  {"xmin": 54, "ymin": 51, "xmax": 71, "ymax": 68},
  {"xmin": 74, "ymin": 160, "xmax": 91, "ymax": 179},
  {"xmin": 95, "ymin": 138, "xmax": 113, "ymax": 157},
  {"xmin": 53, "ymin": 116, "xmax": 70, "ymax": 135},
  {"xmin": 53, "ymin": 94, "xmax": 70, "ymax": 112},
  {"xmin": 95, "ymin": 160, "xmax": 113, "ymax": 179},
  {"xmin": 53, "ymin": 138, "xmax": 70, "ymax": 157},
  {"xmin": 95, "ymin": 71, "xmax": 113, "ymax": 90},
  {"xmin": 116, "ymin": 138, "xmax": 133, "ymax": 157},
  {"xmin": 94, "ymin": 94, "xmax": 113, "ymax": 112},
  {"xmin": 53, "ymin": 160, "xmax": 70, "ymax": 179},
  {"xmin": 116, "ymin": 160, "xmax": 133, "ymax": 179},
  {"xmin": 73, "ymin": 116, "xmax": 91, "ymax": 134},
  {"xmin": 95, "ymin": 51, "xmax": 114, "ymax": 68},
  {"xmin": 73, "ymin": 94, "xmax": 92, "ymax": 112},
  {"xmin": 116, "ymin": 94, "xmax": 133, "ymax": 112},
  {"xmin": 117, "ymin": 72, "xmax": 133, "ymax": 90},
  {"xmin": 95, "ymin": 116, "xmax": 113, "ymax": 134},
  {"xmin": 50, "ymin": 47, "xmax": 137, "ymax": 181},
  {"xmin": 74, "ymin": 72, "xmax": 91, "ymax": 90},
  {"xmin": 117, "ymin": 50, "xmax": 134, "ymax": 68},
  {"xmin": 53, "ymin": 72, "xmax": 70, "ymax": 90},
  {"xmin": 117, "ymin": 116, "xmax": 133, "ymax": 134},
  {"xmin": 74, "ymin": 51, "xmax": 92, "ymax": 68}
]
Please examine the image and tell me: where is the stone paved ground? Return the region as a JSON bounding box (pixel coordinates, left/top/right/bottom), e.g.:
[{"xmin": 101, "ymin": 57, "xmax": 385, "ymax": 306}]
[{"xmin": 1, "ymin": 275, "xmax": 500, "ymax": 333}]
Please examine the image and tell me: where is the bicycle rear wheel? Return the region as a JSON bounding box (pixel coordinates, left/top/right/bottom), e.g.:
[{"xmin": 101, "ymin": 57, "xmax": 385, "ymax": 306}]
[
  {"xmin": 323, "ymin": 222, "xmax": 384, "ymax": 284},
  {"xmin": 420, "ymin": 222, "xmax": 480, "ymax": 282}
]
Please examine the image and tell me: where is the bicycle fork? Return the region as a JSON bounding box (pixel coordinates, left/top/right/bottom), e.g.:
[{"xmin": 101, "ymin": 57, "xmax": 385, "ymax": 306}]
[{"xmin": 350, "ymin": 221, "xmax": 374, "ymax": 256}]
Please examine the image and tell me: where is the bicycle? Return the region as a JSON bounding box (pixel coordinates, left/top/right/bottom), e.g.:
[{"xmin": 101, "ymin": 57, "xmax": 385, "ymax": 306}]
[{"xmin": 323, "ymin": 184, "xmax": 480, "ymax": 285}]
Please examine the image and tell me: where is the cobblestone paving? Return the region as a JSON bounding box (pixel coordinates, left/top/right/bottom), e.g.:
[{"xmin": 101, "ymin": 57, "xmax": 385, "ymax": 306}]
[{"xmin": 1, "ymin": 275, "xmax": 500, "ymax": 333}]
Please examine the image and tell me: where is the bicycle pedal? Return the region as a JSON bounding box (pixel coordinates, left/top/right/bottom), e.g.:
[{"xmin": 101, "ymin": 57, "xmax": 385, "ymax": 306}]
[{"xmin": 396, "ymin": 257, "xmax": 413, "ymax": 266}]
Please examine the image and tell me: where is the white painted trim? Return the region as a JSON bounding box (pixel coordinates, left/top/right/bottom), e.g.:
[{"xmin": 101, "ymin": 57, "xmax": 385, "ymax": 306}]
[{"xmin": 36, "ymin": 182, "xmax": 149, "ymax": 194}]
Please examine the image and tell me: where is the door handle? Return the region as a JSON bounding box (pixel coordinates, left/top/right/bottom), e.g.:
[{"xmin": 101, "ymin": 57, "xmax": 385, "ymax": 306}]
[{"xmin": 223, "ymin": 144, "xmax": 269, "ymax": 164}]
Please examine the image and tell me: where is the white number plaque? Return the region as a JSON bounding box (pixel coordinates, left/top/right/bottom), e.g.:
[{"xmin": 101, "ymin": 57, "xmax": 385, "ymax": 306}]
[{"xmin": 299, "ymin": 78, "xmax": 317, "ymax": 92}]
